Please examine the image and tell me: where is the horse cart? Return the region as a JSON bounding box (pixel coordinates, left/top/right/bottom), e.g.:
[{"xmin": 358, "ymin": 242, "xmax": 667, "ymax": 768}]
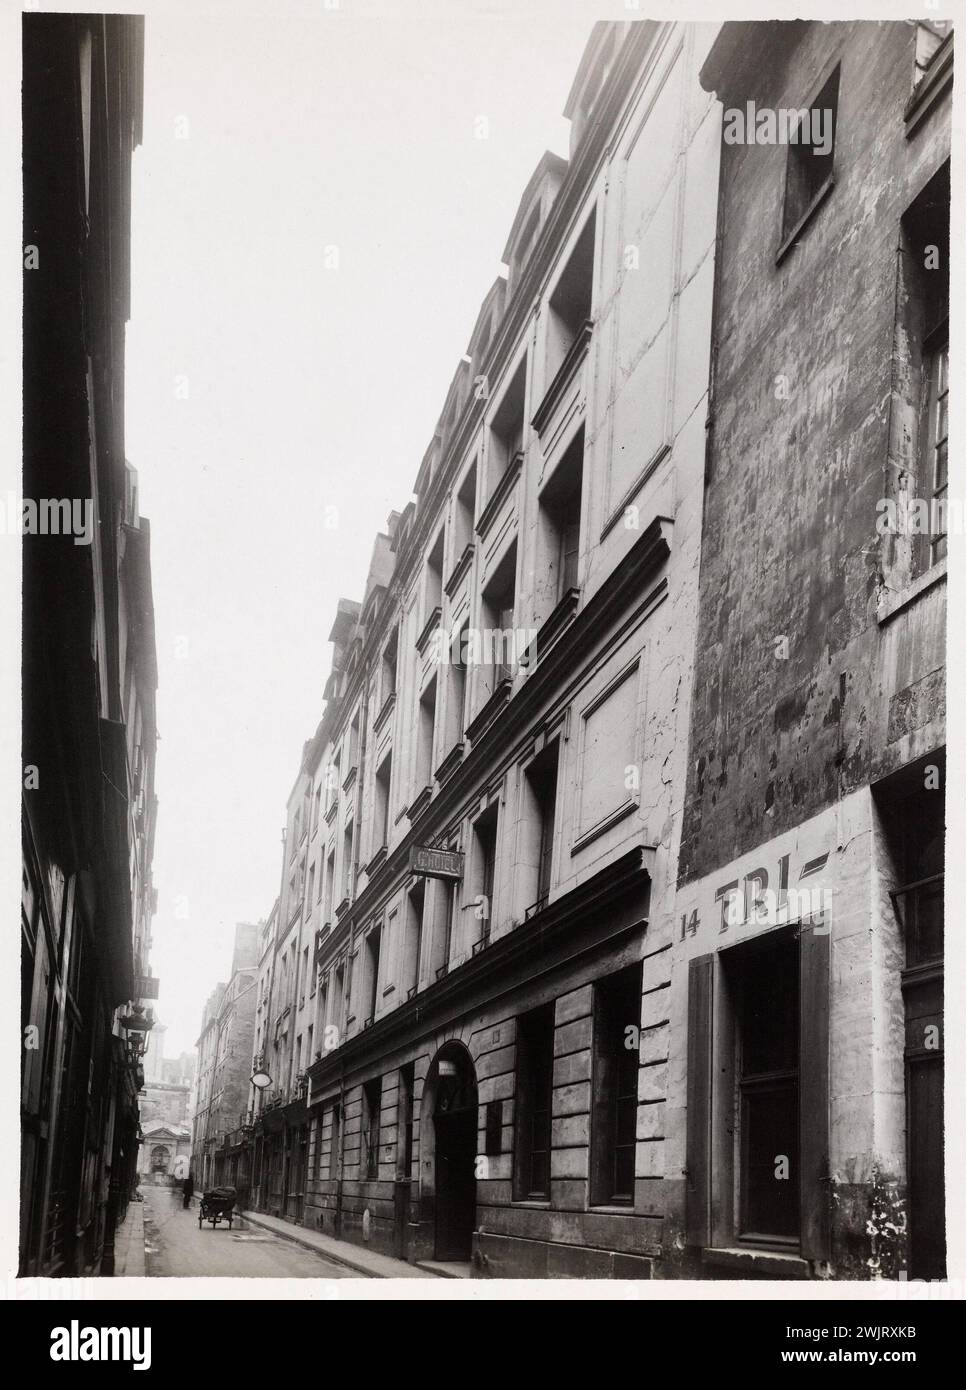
[{"xmin": 199, "ymin": 1185, "xmax": 237, "ymax": 1230}]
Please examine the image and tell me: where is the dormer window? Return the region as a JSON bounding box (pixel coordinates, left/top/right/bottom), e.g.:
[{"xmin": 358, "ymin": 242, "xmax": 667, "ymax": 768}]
[
  {"xmin": 510, "ymin": 202, "xmax": 542, "ymax": 296},
  {"xmin": 545, "ymin": 213, "xmax": 595, "ymax": 386}
]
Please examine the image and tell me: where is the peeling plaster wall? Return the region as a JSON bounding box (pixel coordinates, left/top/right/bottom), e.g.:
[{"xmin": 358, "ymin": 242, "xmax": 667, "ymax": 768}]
[{"xmin": 679, "ymin": 21, "xmax": 949, "ymax": 885}]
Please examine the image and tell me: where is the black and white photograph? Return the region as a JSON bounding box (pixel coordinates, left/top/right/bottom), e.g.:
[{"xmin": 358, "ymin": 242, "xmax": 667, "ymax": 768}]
[{"xmin": 3, "ymin": 0, "xmax": 963, "ymax": 1347}]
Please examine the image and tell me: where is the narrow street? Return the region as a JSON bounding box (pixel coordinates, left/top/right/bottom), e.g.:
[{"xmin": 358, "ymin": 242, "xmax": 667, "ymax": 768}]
[{"xmin": 141, "ymin": 1186, "xmax": 353, "ymax": 1278}]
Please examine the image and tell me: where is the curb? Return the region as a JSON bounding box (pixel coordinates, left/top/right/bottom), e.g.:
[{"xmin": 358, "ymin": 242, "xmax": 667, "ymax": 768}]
[{"xmin": 237, "ymin": 1210, "xmax": 408, "ymax": 1279}]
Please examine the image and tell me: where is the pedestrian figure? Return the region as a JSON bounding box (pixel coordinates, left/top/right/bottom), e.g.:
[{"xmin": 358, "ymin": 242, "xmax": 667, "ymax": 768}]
[{"xmin": 182, "ymin": 1174, "xmax": 194, "ymax": 1209}]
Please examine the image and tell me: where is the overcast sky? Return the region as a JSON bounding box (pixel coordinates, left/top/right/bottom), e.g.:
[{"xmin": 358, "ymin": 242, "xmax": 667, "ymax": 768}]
[{"xmin": 125, "ymin": 0, "xmax": 614, "ymax": 1057}]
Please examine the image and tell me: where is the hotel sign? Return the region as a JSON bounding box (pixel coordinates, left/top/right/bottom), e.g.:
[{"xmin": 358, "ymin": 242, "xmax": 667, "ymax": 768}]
[{"xmin": 410, "ymin": 846, "xmax": 464, "ymax": 881}]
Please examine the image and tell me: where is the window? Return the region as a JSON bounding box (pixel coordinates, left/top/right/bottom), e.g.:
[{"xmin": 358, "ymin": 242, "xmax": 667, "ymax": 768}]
[
  {"xmin": 537, "ymin": 430, "xmax": 583, "ymax": 622},
  {"xmin": 924, "ymin": 340, "xmax": 949, "ymax": 564},
  {"xmin": 316, "ymin": 975, "xmax": 328, "ymax": 1039},
  {"xmin": 546, "ymin": 214, "xmax": 595, "ymax": 385},
  {"xmin": 487, "ymin": 357, "xmax": 527, "ymax": 496},
  {"xmin": 307, "ymin": 863, "xmax": 316, "ymax": 909},
  {"xmin": 448, "ymin": 624, "xmax": 468, "ymax": 747},
  {"xmin": 397, "ymin": 1063, "xmax": 415, "ymax": 1179},
  {"xmin": 331, "ymin": 960, "xmax": 345, "ymax": 1037},
  {"xmin": 590, "ymin": 962, "xmax": 642, "ymax": 1206},
  {"xmin": 513, "ymin": 1004, "xmax": 555, "ymax": 1200},
  {"xmin": 323, "ymin": 847, "xmax": 335, "ymax": 921},
  {"xmin": 341, "ymin": 821, "xmax": 354, "ymax": 902},
  {"xmin": 362, "ymin": 1078, "xmax": 382, "ymax": 1180},
  {"xmin": 779, "ymin": 66, "xmax": 840, "ymax": 250},
  {"xmin": 329, "ymin": 1101, "xmax": 342, "ymax": 1179},
  {"xmin": 374, "ymin": 752, "xmax": 392, "ymax": 851},
  {"xmin": 472, "ymin": 805, "xmax": 498, "ymax": 941},
  {"xmin": 480, "ymin": 543, "xmax": 517, "ymax": 696},
  {"xmin": 526, "ymin": 739, "xmax": 559, "ymax": 913},
  {"xmin": 403, "ymin": 881, "xmax": 425, "ymax": 996},
  {"xmin": 382, "ymin": 628, "xmax": 398, "ymax": 705},
  {"xmin": 455, "ymin": 463, "xmax": 477, "ymax": 556},
  {"xmin": 510, "ymin": 202, "xmax": 542, "ymax": 295},
  {"xmin": 913, "ymin": 21, "xmax": 952, "ymax": 87},
  {"xmin": 734, "ymin": 939, "xmax": 800, "ymax": 1241},
  {"xmin": 686, "ymin": 925, "xmax": 831, "ymax": 1259},
  {"xmin": 313, "ymin": 785, "xmax": 322, "ymax": 834},
  {"xmin": 875, "ymin": 758, "xmax": 945, "ymax": 1277},
  {"xmin": 898, "ymin": 161, "xmax": 949, "ymax": 576},
  {"xmin": 364, "ymin": 926, "xmax": 382, "ymax": 1022},
  {"xmin": 415, "ymin": 677, "xmax": 437, "ymax": 793},
  {"xmin": 325, "ymin": 752, "xmax": 340, "ymax": 813},
  {"xmin": 425, "ymin": 529, "xmax": 444, "ymax": 620},
  {"xmin": 347, "ymin": 711, "xmax": 360, "ymax": 778}
]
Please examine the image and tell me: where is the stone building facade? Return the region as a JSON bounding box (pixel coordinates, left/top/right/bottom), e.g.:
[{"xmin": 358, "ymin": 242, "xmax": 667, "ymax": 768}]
[
  {"xmin": 190, "ymin": 925, "xmax": 259, "ymax": 1194},
  {"xmin": 21, "ymin": 12, "xmax": 159, "ymax": 1277},
  {"xmin": 667, "ymin": 19, "xmax": 951, "ymax": 1280},
  {"xmin": 245, "ymin": 17, "xmax": 950, "ymax": 1281},
  {"xmin": 247, "ymin": 19, "xmax": 721, "ymax": 1276}
]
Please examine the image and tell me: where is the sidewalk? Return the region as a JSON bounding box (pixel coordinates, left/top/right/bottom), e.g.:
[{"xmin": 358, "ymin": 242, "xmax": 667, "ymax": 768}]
[
  {"xmin": 238, "ymin": 1209, "xmax": 440, "ymax": 1279},
  {"xmin": 113, "ymin": 1198, "xmax": 146, "ymax": 1277}
]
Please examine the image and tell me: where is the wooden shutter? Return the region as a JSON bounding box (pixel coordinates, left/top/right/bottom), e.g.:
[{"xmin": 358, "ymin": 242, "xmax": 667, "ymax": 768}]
[
  {"xmin": 685, "ymin": 953, "xmax": 714, "ymax": 1247},
  {"xmin": 799, "ymin": 921, "xmax": 831, "ymax": 1261}
]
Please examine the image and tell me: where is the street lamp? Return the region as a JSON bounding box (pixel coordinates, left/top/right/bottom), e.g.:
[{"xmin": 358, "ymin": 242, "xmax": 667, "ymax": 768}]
[{"xmin": 249, "ymin": 1067, "xmax": 271, "ymax": 1124}]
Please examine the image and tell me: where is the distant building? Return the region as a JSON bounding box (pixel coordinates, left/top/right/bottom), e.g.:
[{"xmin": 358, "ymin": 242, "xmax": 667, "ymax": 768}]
[
  {"xmin": 138, "ymin": 1029, "xmax": 192, "ymax": 1134},
  {"xmin": 190, "ymin": 925, "xmax": 259, "ymax": 1195},
  {"xmin": 138, "ymin": 1121, "xmax": 191, "ymax": 1185}
]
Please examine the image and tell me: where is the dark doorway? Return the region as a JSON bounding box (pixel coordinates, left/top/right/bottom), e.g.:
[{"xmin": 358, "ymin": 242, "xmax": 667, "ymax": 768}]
[
  {"xmin": 430, "ymin": 1048, "xmax": 478, "ymax": 1261},
  {"xmin": 876, "ymin": 754, "xmax": 945, "ymax": 1278}
]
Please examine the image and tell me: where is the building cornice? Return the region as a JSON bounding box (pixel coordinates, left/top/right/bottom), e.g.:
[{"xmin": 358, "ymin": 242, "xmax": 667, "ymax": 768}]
[
  {"xmin": 308, "ymin": 845, "xmax": 651, "ymax": 1095},
  {"xmin": 323, "ymin": 516, "xmax": 671, "ymax": 945}
]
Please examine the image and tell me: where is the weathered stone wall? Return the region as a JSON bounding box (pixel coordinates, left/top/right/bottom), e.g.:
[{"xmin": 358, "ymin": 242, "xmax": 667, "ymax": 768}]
[{"xmin": 680, "ymin": 20, "xmax": 949, "ymax": 886}]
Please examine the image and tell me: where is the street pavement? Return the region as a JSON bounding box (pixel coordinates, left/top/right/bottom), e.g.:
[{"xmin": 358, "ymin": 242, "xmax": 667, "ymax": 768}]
[{"xmin": 141, "ymin": 1185, "xmax": 354, "ymax": 1278}]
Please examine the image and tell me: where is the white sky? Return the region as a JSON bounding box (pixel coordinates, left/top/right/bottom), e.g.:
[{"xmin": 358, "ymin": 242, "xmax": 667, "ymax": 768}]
[{"xmin": 126, "ymin": 0, "xmax": 610, "ymax": 1056}]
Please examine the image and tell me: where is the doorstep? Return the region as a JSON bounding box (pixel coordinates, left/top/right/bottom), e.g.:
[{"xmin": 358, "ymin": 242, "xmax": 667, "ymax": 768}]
[
  {"xmin": 701, "ymin": 1246, "xmax": 811, "ymax": 1279},
  {"xmin": 238, "ymin": 1209, "xmax": 440, "ymax": 1279},
  {"xmin": 414, "ymin": 1260, "xmax": 473, "ymax": 1279}
]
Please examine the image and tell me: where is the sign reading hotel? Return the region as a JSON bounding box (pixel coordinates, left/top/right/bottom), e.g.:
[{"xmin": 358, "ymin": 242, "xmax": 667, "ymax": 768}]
[{"xmin": 410, "ymin": 845, "xmax": 464, "ymax": 881}]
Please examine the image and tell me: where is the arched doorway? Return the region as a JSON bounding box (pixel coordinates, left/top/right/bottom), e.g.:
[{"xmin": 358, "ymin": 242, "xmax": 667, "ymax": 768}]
[
  {"xmin": 150, "ymin": 1145, "xmax": 170, "ymax": 1175},
  {"xmin": 423, "ymin": 1042, "xmax": 478, "ymax": 1262}
]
